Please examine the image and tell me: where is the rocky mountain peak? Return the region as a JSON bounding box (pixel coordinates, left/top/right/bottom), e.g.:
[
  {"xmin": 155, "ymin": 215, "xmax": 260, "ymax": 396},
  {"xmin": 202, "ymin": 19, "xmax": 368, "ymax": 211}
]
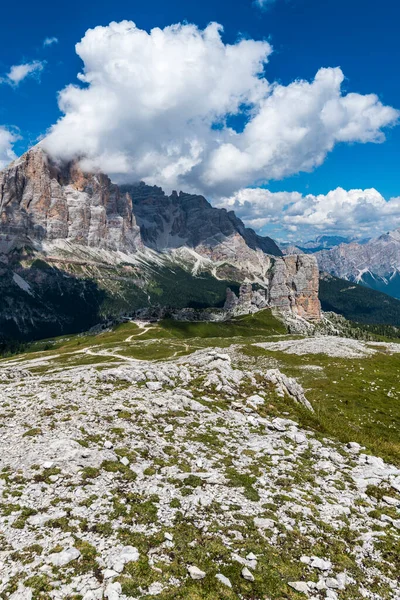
[
  {"xmin": 0, "ymin": 145, "xmax": 142, "ymax": 253},
  {"xmin": 120, "ymin": 182, "xmax": 282, "ymax": 257}
]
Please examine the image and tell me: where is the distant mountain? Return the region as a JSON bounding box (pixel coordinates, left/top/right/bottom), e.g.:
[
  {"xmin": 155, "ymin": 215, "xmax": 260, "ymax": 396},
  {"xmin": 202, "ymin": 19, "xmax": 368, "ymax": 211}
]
[
  {"xmin": 0, "ymin": 146, "xmax": 320, "ymax": 341},
  {"xmin": 301, "ymin": 235, "xmax": 352, "ymax": 252},
  {"xmin": 281, "ymin": 235, "xmax": 353, "ymax": 255},
  {"xmin": 316, "ymin": 228, "xmax": 400, "ymax": 300},
  {"xmin": 319, "ymin": 272, "xmax": 400, "ymax": 328}
]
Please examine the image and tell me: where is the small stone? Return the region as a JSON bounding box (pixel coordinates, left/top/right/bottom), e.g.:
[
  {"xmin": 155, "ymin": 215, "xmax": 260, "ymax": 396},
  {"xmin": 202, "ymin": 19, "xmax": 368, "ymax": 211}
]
[
  {"xmin": 246, "ymin": 552, "xmax": 257, "ymax": 561},
  {"xmin": 325, "ymin": 578, "xmax": 340, "ymax": 589},
  {"xmin": 215, "ymin": 353, "xmax": 230, "ymax": 361},
  {"xmin": 383, "ymin": 496, "xmax": 398, "ymax": 506},
  {"xmin": 164, "ymin": 532, "xmax": 173, "ymax": 541},
  {"xmin": 164, "ymin": 424, "xmax": 173, "ymax": 433},
  {"xmin": 188, "ymin": 565, "xmax": 206, "ymax": 580},
  {"xmin": 254, "ymin": 517, "xmax": 275, "ymax": 530},
  {"xmin": 110, "ymin": 546, "xmax": 139, "ymax": 572},
  {"xmin": 336, "ymin": 572, "xmax": 348, "ymax": 589},
  {"xmin": 148, "ymin": 582, "xmax": 164, "ymax": 595},
  {"xmin": 120, "ymin": 456, "xmax": 129, "ymax": 467},
  {"xmin": 316, "ymin": 579, "xmax": 326, "ymax": 590},
  {"xmin": 347, "ymin": 441, "xmax": 361, "ymax": 454},
  {"xmin": 104, "ymin": 440, "xmax": 113, "ymax": 449},
  {"xmin": 146, "ymin": 381, "xmax": 163, "ymax": 391},
  {"xmin": 307, "ymin": 581, "xmax": 317, "ymax": 589},
  {"xmin": 42, "ymin": 461, "xmax": 54, "ymax": 469},
  {"xmin": 294, "ymin": 432, "xmax": 307, "ymax": 445},
  {"xmin": 216, "ymin": 573, "xmax": 232, "ymax": 588},
  {"xmin": 300, "ymin": 555, "xmax": 311, "ymax": 564},
  {"xmin": 241, "ymin": 567, "xmax": 254, "ymax": 582},
  {"xmin": 104, "ymin": 582, "xmax": 121, "ymax": 600},
  {"xmin": 82, "ymin": 591, "xmax": 103, "ymax": 600},
  {"xmin": 103, "ymin": 569, "xmax": 118, "ymax": 579},
  {"xmin": 247, "ymin": 394, "xmax": 264, "ymax": 406},
  {"xmin": 310, "ymin": 557, "xmax": 332, "ymax": 571},
  {"xmin": 48, "ymin": 547, "xmax": 81, "ymax": 567},
  {"xmin": 288, "ymin": 582, "xmax": 309, "ymax": 593}
]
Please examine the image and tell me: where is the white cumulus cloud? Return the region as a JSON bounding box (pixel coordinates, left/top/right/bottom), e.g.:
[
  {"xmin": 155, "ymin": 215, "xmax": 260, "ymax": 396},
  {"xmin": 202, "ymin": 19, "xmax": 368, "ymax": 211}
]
[
  {"xmin": 43, "ymin": 20, "xmax": 399, "ymax": 197},
  {"xmin": 218, "ymin": 186, "xmax": 400, "ymax": 240},
  {"xmin": 203, "ymin": 69, "xmax": 398, "ymax": 195},
  {"xmin": 0, "ymin": 127, "xmax": 18, "ymax": 169},
  {"xmin": 2, "ymin": 61, "xmax": 45, "ymax": 86}
]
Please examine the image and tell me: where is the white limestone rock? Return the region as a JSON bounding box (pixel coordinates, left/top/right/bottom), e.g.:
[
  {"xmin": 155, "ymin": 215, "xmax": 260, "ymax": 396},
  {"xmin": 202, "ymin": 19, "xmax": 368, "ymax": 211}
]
[
  {"xmin": 188, "ymin": 565, "xmax": 206, "ymax": 580},
  {"xmin": 48, "ymin": 547, "xmax": 81, "ymax": 567}
]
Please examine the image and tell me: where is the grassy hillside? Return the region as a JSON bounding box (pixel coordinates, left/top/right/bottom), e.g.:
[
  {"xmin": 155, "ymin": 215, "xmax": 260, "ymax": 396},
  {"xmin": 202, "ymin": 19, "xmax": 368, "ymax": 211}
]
[
  {"xmin": 2, "ymin": 308, "xmax": 400, "ymax": 466},
  {"xmin": 244, "ymin": 342, "xmax": 400, "ymax": 466},
  {"xmin": 319, "ymin": 272, "xmax": 400, "ymax": 331}
]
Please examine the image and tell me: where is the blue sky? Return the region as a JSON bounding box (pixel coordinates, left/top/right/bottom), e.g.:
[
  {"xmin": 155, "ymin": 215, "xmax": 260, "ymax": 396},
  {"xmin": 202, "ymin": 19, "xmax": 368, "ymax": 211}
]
[{"xmin": 0, "ymin": 0, "xmax": 399, "ymax": 241}]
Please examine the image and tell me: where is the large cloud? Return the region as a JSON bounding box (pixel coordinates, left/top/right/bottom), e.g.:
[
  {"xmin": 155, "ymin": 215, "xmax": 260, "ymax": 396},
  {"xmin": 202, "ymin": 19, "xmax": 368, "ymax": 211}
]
[
  {"xmin": 218, "ymin": 187, "xmax": 400, "ymax": 240},
  {"xmin": 44, "ymin": 20, "xmax": 399, "ymax": 196},
  {"xmin": 0, "ymin": 127, "xmax": 18, "ymax": 169}
]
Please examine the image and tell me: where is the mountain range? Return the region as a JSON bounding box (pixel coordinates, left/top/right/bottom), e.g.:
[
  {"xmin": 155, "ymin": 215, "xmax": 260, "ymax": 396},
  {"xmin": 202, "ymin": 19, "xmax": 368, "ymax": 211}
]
[
  {"xmin": 0, "ymin": 146, "xmax": 320, "ymax": 341},
  {"xmin": 315, "ymin": 228, "xmax": 400, "ymax": 300},
  {"xmin": 281, "ymin": 234, "xmax": 353, "ymax": 254}
]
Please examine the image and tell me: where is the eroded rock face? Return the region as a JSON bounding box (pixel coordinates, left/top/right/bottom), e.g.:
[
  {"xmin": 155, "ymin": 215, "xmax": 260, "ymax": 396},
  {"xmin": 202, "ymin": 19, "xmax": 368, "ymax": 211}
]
[
  {"xmin": 270, "ymin": 255, "xmax": 321, "ymax": 321},
  {"xmin": 224, "ymin": 256, "xmax": 321, "ymax": 321},
  {"xmin": 121, "ymin": 182, "xmax": 282, "ymax": 257},
  {"xmin": 0, "ymin": 146, "xmax": 142, "ymax": 253}
]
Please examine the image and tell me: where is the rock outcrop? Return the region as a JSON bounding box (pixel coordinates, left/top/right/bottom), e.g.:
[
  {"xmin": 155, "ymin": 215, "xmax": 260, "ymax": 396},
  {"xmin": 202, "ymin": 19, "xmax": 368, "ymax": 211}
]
[
  {"xmin": 224, "ymin": 255, "xmax": 321, "ymax": 321},
  {"xmin": 270, "ymin": 255, "xmax": 321, "ymax": 321}
]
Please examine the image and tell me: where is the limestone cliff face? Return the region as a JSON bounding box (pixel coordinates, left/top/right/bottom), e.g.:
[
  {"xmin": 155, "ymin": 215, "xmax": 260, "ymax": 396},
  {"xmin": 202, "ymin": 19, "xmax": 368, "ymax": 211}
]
[
  {"xmin": 270, "ymin": 255, "xmax": 321, "ymax": 321},
  {"xmin": 224, "ymin": 255, "xmax": 321, "ymax": 321},
  {"xmin": 0, "ymin": 146, "xmax": 142, "ymax": 253}
]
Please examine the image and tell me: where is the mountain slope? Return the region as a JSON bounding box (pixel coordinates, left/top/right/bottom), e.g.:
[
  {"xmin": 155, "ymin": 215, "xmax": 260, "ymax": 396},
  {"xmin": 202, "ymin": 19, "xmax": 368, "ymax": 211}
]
[
  {"xmin": 319, "ymin": 272, "xmax": 400, "ymax": 327},
  {"xmin": 122, "ymin": 182, "xmax": 281, "ymax": 256},
  {"xmin": 0, "ymin": 145, "xmax": 281, "ymax": 258},
  {"xmin": 282, "ymin": 235, "xmax": 352, "ymax": 254},
  {"xmin": 316, "ymin": 228, "xmax": 400, "ymax": 299}
]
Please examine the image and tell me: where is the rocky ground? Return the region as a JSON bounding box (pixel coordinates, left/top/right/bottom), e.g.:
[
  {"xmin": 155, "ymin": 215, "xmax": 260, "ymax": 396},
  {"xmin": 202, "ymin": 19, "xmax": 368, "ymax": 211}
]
[{"xmin": 0, "ymin": 330, "xmax": 400, "ymax": 600}]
